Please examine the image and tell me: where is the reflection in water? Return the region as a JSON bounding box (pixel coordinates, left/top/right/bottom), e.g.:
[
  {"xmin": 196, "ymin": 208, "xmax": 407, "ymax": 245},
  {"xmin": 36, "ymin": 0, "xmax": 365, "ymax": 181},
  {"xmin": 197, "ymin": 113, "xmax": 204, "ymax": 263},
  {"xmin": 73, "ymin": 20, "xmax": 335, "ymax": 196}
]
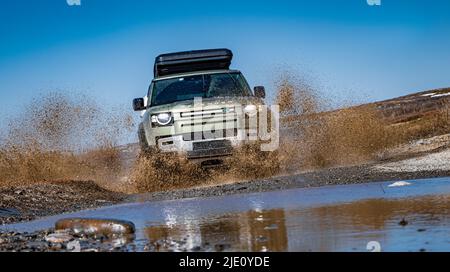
[
  {"xmin": 244, "ymin": 210, "xmax": 288, "ymax": 252},
  {"xmin": 146, "ymin": 209, "xmax": 288, "ymax": 252},
  {"xmin": 145, "ymin": 195, "xmax": 450, "ymax": 252},
  {"xmin": 308, "ymin": 195, "xmax": 449, "ymax": 230},
  {"xmin": 294, "ymin": 195, "xmax": 450, "ymax": 252}
]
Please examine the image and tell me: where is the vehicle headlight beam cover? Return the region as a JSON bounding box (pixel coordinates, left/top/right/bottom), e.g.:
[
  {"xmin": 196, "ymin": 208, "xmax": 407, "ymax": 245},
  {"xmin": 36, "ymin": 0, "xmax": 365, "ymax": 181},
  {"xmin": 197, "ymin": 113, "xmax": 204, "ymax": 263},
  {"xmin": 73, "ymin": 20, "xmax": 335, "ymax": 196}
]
[{"xmin": 152, "ymin": 112, "xmax": 173, "ymax": 126}]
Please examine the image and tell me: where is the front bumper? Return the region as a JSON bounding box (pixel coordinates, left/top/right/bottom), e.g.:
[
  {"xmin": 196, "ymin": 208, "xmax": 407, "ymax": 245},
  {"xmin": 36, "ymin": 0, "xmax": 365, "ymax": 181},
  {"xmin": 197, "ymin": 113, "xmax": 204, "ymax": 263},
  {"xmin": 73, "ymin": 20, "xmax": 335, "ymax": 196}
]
[{"xmin": 155, "ymin": 129, "xmax": 256, "ymax": 161}]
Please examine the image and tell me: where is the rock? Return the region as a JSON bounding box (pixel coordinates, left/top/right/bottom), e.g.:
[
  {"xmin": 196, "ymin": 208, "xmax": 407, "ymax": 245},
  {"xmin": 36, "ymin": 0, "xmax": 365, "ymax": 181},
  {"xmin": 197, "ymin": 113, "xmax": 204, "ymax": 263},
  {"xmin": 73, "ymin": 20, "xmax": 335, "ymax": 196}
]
[
  {"xmin": 214, "ymin": 244, "xmax": 230, "ymax": 252},
  {"xmin": 191, "ymin": 246, "xmax": 202, "ymax": 251},
  {"xmin": 2, "ymin": 195, "xmax": 15, "ymax": 202},
  {"xmin": 14, "ymin": 190, "xmax": 23, "ymax": 195},
  {"xmin": 256, "ymin": 236, "xmax": 268, "ymax": 243},
  {"xmin": 55, "ymin": 218, "xmax": 136, "ymax": 236},
  {"xmin": 45, "ymin": 231, "xmax": 73, "ymax": 243},
  {"xmin": 264, "ymin": 224, "xmax": 278, "ymax": 230},
  {"xmin": 399, "ymin": 218, "xmax": 408, "ymax": 226},
  {"xmin": 50, "ymin": 243, "xmax": 63, "ymax": 251},
  {"xmin": 388, "ymin": 181, "xmax": 412, "ymax": 187}
]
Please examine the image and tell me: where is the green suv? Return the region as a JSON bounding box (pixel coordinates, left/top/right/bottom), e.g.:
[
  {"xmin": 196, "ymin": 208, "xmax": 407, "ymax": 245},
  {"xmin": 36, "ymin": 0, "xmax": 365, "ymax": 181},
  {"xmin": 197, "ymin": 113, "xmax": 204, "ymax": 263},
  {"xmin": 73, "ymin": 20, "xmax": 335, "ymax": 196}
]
[{"xmin": 133, "ymin": 49, "xmax": 277, "ymax": 166}]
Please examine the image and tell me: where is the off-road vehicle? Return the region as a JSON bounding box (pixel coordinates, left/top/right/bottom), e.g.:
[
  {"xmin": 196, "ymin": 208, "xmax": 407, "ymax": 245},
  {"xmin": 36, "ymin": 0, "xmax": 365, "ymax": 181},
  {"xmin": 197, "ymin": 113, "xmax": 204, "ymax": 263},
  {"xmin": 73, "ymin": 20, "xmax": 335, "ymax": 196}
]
[{"xmin": 133, "ymin": 49, "xmax": 278, "ymax": 167}]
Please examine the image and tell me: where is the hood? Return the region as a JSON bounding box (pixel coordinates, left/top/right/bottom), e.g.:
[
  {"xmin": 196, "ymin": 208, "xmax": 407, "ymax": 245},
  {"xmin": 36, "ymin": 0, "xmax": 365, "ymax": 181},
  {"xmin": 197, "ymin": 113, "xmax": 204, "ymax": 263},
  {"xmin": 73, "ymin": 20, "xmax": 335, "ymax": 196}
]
[{"xmin": 147, "ymin": 96, "xmax": 264, "ymax": 115}]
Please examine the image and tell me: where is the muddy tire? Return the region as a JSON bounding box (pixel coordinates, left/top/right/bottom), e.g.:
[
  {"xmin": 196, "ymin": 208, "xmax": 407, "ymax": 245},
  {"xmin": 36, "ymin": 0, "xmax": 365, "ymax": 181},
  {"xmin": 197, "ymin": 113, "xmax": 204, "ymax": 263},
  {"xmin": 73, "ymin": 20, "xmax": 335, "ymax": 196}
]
[{"xmin": 138, "ymin": 123, "xmax": 151, "ymax": 153}]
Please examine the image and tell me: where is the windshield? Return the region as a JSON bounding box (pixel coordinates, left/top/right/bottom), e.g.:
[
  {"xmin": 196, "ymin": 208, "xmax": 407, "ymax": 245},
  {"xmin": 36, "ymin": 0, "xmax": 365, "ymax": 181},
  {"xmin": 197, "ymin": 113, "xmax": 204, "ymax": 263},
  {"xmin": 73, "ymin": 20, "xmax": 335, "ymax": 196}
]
[{"xmin": 150, "ymin": 72, "xmax": 252, "ymax": 106}]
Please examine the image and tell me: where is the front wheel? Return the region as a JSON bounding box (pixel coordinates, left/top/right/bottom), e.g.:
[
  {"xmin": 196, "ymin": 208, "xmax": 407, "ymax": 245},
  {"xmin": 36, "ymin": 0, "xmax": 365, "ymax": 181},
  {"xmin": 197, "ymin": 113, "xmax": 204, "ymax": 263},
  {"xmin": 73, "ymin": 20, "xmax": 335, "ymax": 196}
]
[{"xmin": 138, "ymin": 123, "xmax": 151, "ymax": 153}]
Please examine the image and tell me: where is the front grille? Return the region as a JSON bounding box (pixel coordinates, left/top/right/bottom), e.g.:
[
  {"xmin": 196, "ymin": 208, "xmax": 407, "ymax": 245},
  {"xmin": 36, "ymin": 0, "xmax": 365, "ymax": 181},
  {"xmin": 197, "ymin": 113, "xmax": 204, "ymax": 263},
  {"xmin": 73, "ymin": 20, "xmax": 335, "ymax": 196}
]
[
  {"xmin": 188, "ymin": 139, "xmax": 233, "ymax": 159},
  {"xmin": 180, "ymin": 107, "xmax": 233, "ymax": 118},
  {"xmin": 193, "ymin": 139, "xmax": 232, "ymax": 151},
  {"xmin": 180, "ymin": 119, "xmax": 237, "ymax": 128},
  {"xmin": 182, "ymin": 128, "xmax": 237, "ymax": 141}
]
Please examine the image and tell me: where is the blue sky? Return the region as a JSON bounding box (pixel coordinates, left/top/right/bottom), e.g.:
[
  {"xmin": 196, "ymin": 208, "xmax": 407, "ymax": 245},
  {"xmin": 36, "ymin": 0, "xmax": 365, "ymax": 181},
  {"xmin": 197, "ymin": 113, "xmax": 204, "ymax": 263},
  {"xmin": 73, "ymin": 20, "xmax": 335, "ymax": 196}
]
[{"xmin": 1, "ymin": 0, "xmax": 450, "ymax": 119}]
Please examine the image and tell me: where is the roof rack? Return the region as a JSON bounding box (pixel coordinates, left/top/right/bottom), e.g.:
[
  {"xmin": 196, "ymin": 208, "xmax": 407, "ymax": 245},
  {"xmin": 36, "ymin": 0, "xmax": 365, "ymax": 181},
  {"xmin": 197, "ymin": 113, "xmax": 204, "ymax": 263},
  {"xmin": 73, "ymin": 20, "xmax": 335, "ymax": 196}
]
[{"xmin": 154, "ymin": 48, "xmax": 233, "ymax": 77}]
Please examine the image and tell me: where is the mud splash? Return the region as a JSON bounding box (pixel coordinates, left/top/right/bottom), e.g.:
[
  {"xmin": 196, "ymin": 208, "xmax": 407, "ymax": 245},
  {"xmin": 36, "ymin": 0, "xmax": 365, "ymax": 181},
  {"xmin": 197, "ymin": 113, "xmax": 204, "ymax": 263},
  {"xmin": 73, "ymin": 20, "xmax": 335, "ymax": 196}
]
[
  {"xmin": 279, "ymin": 106, "xmax": 390, "ymax": 170},
  {"xmin": 130, "ymin": 153, "xmax": 205, "ymax": 193},
  {"xmin": 274, "ymin": 74, "xmax": 382, "ymax": 171},
  {"xmin": 130, "ymin": 143, "xmax": 281, "ymax": 193},
  {"xmin": 1, "ymin": 80, "xmax": 448, "ymax": 194},
  {"xmin": 0, "ymin": 92, "xmax": 135, "ymax": 188},
  {"xmin": 276, "ymin": 75, "xmax": 450, "ymax": 172}
]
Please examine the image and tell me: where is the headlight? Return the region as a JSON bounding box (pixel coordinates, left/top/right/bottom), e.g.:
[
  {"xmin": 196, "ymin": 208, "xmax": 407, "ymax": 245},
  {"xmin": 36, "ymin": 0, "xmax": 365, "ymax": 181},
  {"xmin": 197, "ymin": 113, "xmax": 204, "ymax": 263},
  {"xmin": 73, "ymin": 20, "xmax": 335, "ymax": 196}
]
[
  {"xmin": 244, "ymin": 105, "xmax": 258, "ymax": 116},
  {"xmin": 151, "ymin": 112, "xmax": 173, "ymax": 126}
]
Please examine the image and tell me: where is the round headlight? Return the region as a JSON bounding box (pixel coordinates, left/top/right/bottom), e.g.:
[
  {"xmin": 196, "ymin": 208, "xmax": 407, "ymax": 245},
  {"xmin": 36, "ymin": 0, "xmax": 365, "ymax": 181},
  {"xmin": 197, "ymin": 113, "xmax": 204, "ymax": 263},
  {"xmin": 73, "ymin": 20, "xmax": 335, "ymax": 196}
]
[{"xmin": 153, "ymin": 112, "xmax": 172, "ymax": 126}]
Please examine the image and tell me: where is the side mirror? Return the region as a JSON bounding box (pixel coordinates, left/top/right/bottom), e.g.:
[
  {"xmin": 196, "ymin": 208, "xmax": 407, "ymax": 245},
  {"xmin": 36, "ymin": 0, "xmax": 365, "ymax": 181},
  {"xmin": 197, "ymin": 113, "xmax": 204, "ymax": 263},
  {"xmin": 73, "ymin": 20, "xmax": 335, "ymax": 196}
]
[
  {"xmin": 133, "ymin": 98, "xmax": 146, "ymax": 111},
  {"xmin": 254, "ymin": 86, "xmax": 266, "ymax": 99}
]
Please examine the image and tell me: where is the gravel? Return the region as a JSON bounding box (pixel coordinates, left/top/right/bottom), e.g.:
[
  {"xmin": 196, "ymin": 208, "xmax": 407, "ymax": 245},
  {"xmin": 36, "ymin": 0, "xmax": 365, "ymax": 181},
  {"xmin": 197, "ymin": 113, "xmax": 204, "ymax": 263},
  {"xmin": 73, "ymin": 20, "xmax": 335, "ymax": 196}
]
[
  {"xmin": 374, "ymin": 149, "xmax": 450, "ymax": 172},
  {"xmin": 0, "ymin": 181, "xmax": 126, "ymax": 225}
]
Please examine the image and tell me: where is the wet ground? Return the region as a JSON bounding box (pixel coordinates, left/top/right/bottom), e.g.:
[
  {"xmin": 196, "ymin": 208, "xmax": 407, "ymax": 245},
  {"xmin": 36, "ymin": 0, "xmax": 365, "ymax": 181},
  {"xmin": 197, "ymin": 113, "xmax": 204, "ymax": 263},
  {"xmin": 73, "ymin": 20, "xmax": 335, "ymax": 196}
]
[{"xmin": 2, "ymin": 177, "xmax": 449, "ymax": 252}]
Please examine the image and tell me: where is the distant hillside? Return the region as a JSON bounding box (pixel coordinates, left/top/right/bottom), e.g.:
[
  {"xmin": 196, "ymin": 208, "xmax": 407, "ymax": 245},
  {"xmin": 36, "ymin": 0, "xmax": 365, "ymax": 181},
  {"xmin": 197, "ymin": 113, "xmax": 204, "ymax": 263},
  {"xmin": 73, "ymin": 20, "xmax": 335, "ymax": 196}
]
[
  {"xmin": 282, "ymin": 87, "xmax": 450, "ymax": 125},
  {"xmin": 373, "ymin": 88, "xmax": 450, "ymax": 124},
  {"xmin": 281, "ymin": 87, "xmax": 450, "ymax": 146}
]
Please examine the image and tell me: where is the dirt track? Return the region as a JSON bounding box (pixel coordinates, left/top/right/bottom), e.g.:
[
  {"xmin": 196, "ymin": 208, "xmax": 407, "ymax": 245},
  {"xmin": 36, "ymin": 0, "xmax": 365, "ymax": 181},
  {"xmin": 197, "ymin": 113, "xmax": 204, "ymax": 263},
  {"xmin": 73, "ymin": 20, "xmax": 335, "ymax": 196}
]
[{"xmin": 0, "ymin": 181, "xmax": 125, "ymax": 225}]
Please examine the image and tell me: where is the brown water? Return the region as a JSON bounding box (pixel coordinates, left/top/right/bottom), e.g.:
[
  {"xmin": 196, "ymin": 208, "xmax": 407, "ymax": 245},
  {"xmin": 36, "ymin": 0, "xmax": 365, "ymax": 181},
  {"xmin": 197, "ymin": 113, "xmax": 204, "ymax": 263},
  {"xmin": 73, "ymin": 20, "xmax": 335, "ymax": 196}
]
[{"xmin": 3, "ymin": 177, "xmax": 450, "ymax": 252}]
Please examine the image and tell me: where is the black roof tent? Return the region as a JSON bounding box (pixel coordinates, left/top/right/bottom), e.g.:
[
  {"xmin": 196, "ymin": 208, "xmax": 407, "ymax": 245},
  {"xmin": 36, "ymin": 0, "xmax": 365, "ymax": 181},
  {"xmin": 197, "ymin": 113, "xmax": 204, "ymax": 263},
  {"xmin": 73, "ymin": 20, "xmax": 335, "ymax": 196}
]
[{"xmin": 154, "ymin": 48, "xmax": 233, "ymax": 78}]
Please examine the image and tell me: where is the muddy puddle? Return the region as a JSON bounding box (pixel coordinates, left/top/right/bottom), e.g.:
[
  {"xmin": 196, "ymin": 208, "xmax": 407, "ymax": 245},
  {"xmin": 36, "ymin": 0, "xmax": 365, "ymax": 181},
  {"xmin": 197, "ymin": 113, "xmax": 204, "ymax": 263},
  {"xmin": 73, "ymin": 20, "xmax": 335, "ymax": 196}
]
[{"xmin": 2, "ymin": 177, "xmax": 450, "ymax": 252}]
